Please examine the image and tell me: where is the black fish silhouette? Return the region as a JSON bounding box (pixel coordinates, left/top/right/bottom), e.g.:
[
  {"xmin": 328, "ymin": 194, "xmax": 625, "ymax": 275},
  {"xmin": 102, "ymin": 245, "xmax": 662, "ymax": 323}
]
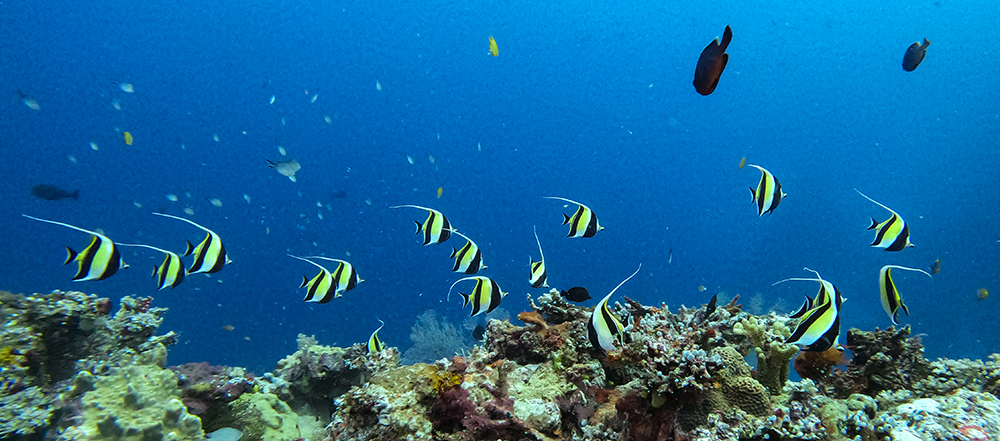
[
  {"xmin": 560, "ymin": 286, "xmax": 591, "ymax": 302},
  {"xmin": 472, "ymin": 325, "xmax": 486, "ymax": 341},
  {"xmin": 693, "ymin": 25, "xmax": 733, "ymax": 95},
  {"xmin": 31, "ymin": 184, "xmax": 79, "ymax": 201},
  {"xmin": 903, "ymin": 38, "xmax": 930, "ymax": 72},
  {"xmin": 705, "ymin": 294, "xmax": 718, "ymax": 317}
]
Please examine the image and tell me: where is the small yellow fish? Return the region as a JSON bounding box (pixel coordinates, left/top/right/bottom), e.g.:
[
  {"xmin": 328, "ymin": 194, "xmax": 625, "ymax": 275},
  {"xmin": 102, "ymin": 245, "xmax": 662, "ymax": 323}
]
[
  {"xmin": 437, "ymin": 187, "xmax": 443, "ymax": 198},
  {"xmin": 489, "ymin": 36, "xmax": 499, "ymax": 57},
  {"xmin": 739, "ymin": 156, "xmax": 746, "ymax": 170},
  {"xmin": 978, "ymin": 288, "xmax": 989, "ymax": 300},
  {"xmin": 123, "ymin": 131, "xmax": 133, "ymax": 146}
]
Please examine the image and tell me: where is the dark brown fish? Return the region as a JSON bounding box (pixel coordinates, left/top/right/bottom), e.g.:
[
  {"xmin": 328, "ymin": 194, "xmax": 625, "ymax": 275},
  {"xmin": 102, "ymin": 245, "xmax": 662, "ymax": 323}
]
[
  {"xmin": 560, "ymin": 286, "xmax": 591, "ymax": 302},
  {"xmin": 705, "ymin": 293, "xmax": 718, "ymax": 316},
  {"xmin": 693, "ymin": 25, "xmax": 733, "ymax": 95},
  {"xmin": 903, "ymin": 38, "xmax": 930, "ymax": 72},
  {"xmin": 31, "ymin": 184, "xmax": 79, "ymax": 201}
]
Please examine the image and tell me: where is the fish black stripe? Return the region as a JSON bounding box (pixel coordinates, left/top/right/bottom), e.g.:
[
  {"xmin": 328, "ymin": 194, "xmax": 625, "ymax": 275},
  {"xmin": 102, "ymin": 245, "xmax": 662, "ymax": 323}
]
[
  {"xmin": 567, "ymin": 207, "xmax": 585, "ymax": 237},
  {"xmin": 599, "ymin": 303, "xmax": 622, "ymax": 346},
  {"xmin": 886, "ymin": 224, "xmax": 910, "ymax": 252},
  {"xmin": 189, "ymin": 234, "xmax": 209, "ymax": 273},
  {"xmin": 72, "ymin": 237, "xmax": 99, "ymax": 281},
  {"xmin": 786, "ymin": 300, "xmax": 833, "ymax": 347},
  {"xmin": 97, "ymin": 244, "xmax": 123, "ymax": 280},
  {"xmin": 583, "ymin": 211, "xmax": 599, "ymax": 237},
  {"xmin": 486, "ymin": 279, "xmax": 502, "ymax": 314},
  {"xmin": 205, "ymin": 239, "xmax": 227, "ymax": 273},
  {"xmin": 872, "ymin": 214, "xmax": 898, "ymax": 248},
  {"xmin": 345, "ymin": 265, "xmax": 359, "ymax": 291},
  {"xmin": 470, "ymin": 280, "xmax": 486, "ymax": 316},
  {"xmin": 587, "ymin": 320, "xmax": 602, "ymax": 351}
]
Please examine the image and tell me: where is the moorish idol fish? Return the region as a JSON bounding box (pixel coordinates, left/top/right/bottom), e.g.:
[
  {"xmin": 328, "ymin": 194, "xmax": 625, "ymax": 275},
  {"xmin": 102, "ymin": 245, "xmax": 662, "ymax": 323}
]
[
  {"xmin": 288, "ymin": 255, "xmax": 337, "ymax": 303},
  {"xmin": 879, "ymin": 265, "xmax": 932, "ymax": 325},
  {"xmin": 747, "ymin": 164, "xmax": 786, "ymax": 216},
  {"xmin": 307, "ymin": 256, "xmax": 364, "ymax": 296},
  {"xmin": 529, "ymin": 226, "xmax": 548, "ymax": 288},
  {"xmin": 448, "ymin": 276, "xmax": 507, "ymax": 317},
  {"xmin": 855, "ymin": 189, "xmax": 914, "ymax": 251},
  {"xmin": 776, "ymin": 268, "xmax": 845, "ymax": 352},
  {"xmin": 693, "ymin": 25, "xmax": 732, "ymax": 96},
  {"xmin": 390, "ymin": 205, "xmax": 452, "ymax": 245},
  {"xmin": 446, "ymin": 229, "xmax": 486, "ymax": 274},
  {"xmin": 777, "ymin": 267, "xmax": 834, "ymax": 319},
  {"xmin": 902, "ymin": 38, "xmax": 930, "ymax": 72},
  {"xmin": 154, "ymin": 213, "xmax": 232, "ymax": 274},
  {"xmin": 367, "ymin": 319, "xmax": 385, "ymax": 353},
  {"xmin": 118, "ymin": 243, "xmax": 185, "ymax": 289},
  {"xmin": 489, "ymin": 36, "xmax": 499, "ymax": 57},
  {"xmin": 22, "ymin": 215, "xmax": 128, "ymax": 281},
  {"xmin": 588, "ymin": 264, "xmax": 642, "ymax": 352},
  {"xmin": 544, "ymin": 196, "xmax": 603, "ymax": 238}
]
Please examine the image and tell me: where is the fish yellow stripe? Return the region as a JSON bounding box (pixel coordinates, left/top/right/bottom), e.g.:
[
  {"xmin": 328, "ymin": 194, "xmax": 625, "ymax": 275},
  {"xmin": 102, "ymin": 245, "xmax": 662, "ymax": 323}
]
[
  {"xmin": 153, "ymin": 213, "xmax": 231, "ymax": 274},
  {"xmin": 587, "ymin": 265, "xmax": 642, "ymax": 351},
  {"xmin": 746, "ymin": 164, "xmax": 786, "ymax": 216},
  {"xmin": 118, "ymin": 243, "xmax": 186, "ymax": 289},
  {"xmin": 391, "ymin": 205, "xmax": 452, "ymax": 245},
  {"xmin": 368, "ymin": 319, "xmax": 385, "ymax": 353},
  {"xmin": 529, "ymin": 226, "xmax": 548, "ymax": 288},
  {"xmin": 447, "ymin": 230, "xmax": 485, "ymax": 274},
  {"xmin": 289, "ymin": 255, "xmax": 337, "ymax": 303},
  {"xmin": 308, "ymin": 256, "xmax": 363, "ymax": 296},
  {"xmin": 23, "ymin": 215, "xmax": 127, "ymax": 281},
  {"xmin": 449, "ymin": 276, "xmax": 507, "ymax": 317},
  {"xmin": 777, "ymin": 268, "xmax": 845, "ymax": 352},
  {"xmin": 544, "ymin": 197, "xmax": 603, "ymax": 238},
  {"xmin": 879, "ymin": 265, "xmax": 931, "ymax": 325},
  {"xmin": 856, "ymin": 189, "xmax": 914, "ymax": 251}
]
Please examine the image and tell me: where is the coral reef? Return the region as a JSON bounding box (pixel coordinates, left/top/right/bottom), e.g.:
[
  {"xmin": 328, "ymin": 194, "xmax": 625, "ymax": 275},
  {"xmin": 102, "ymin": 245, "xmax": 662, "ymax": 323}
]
[{"xmin": 6, "ymin": 286, "xmax": 1000, "ymax": 441}]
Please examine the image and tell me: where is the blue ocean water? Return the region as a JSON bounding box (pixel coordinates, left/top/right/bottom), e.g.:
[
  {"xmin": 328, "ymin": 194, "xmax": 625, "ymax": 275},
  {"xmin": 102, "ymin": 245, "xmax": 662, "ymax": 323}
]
[{"xmin": 1, "ymin": 0, "xmax": 997, "ymax": 373}]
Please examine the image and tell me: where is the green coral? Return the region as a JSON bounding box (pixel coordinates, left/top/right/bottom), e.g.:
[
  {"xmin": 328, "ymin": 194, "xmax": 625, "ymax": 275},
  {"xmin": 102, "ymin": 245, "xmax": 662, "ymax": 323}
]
[
  {"xmin": 226, "ymin": 393, "xmax": 301, "ymax": 441},
  {"xmin": 0, "ymin": 386, "xmax": 57, "ymax": 437},
  {"xmin": 707, "ymin": 346, "xmax": 772, "ymax": 417},
  {"xmin": 63, "ymin": 362, "xmax": 202, "ymax": 440},
  {"xmin": 733, "ymin": 315, "xmax": 798, "ymax": 395}
]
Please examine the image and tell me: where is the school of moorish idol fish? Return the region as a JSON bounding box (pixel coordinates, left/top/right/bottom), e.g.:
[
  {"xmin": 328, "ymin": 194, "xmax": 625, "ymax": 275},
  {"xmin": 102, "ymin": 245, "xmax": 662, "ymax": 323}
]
[{"xmin": 20, "ymin": 31, "xmax": 942, "ymax": 358}]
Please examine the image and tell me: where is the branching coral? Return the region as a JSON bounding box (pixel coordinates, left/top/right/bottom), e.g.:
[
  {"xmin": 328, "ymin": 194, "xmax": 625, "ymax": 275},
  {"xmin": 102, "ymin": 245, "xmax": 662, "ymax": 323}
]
[{"xmin": 732, "ymin": 314, "xmax": 798, "ymax": 395}]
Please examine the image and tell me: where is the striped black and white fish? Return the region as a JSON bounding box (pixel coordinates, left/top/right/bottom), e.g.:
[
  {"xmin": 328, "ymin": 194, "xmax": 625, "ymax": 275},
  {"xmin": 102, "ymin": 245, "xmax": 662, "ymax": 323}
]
[
  {"xmin": 154, "ymin": 213, "xmax": 231, "ymax": 274},
  {"xmin": 588, "ymin": 265, "xmax": 642, "ymax": 352},
  {"xmin": 446, "ymin": 229, "xmax": 486, "ymax": 274},
  {"xmin": 368, "ymin": 319, "xmax": 385, "ymax": 353},
  {"xmin": 119, "ymin": 243, "xmax": 186, "ymax": 289},
  {"xmin": 448, "ymin": 276, "xmax": 506, "ymax": 317},
  {"xmin": 879, "ymin": 265, "xmax": 932, "ymax": 325},
  {"xmin": 778, "ymin": 268, "xmax": 845, "ymax": 352},
  {"xmin": 307, "ymin": 256, "xmax": 363, "ymax": 297},
  {"xmin": 289, "ymin": 255, "xmax": 338, "ymax": 303},
  {"xmin": 391, "ymin": 204, "xmax": 452, "ymax": 245},
  {"xmin": 529, "ymin": 226, "xmax": 548, "ymax": 288},
  {"xmin": 747, "ymin": 164, "xmax": 786, "ymax": 216},
  {"xmin": 544, "ymin": 196, "xmax": 603, "ymax": 238},
  {"xmin": 23, "ymin": 215, "xmax": 128, "ymax": 281},
  {"xmin": 856, "ymin": 189, "xmax": 914, "ymax": 251}
]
